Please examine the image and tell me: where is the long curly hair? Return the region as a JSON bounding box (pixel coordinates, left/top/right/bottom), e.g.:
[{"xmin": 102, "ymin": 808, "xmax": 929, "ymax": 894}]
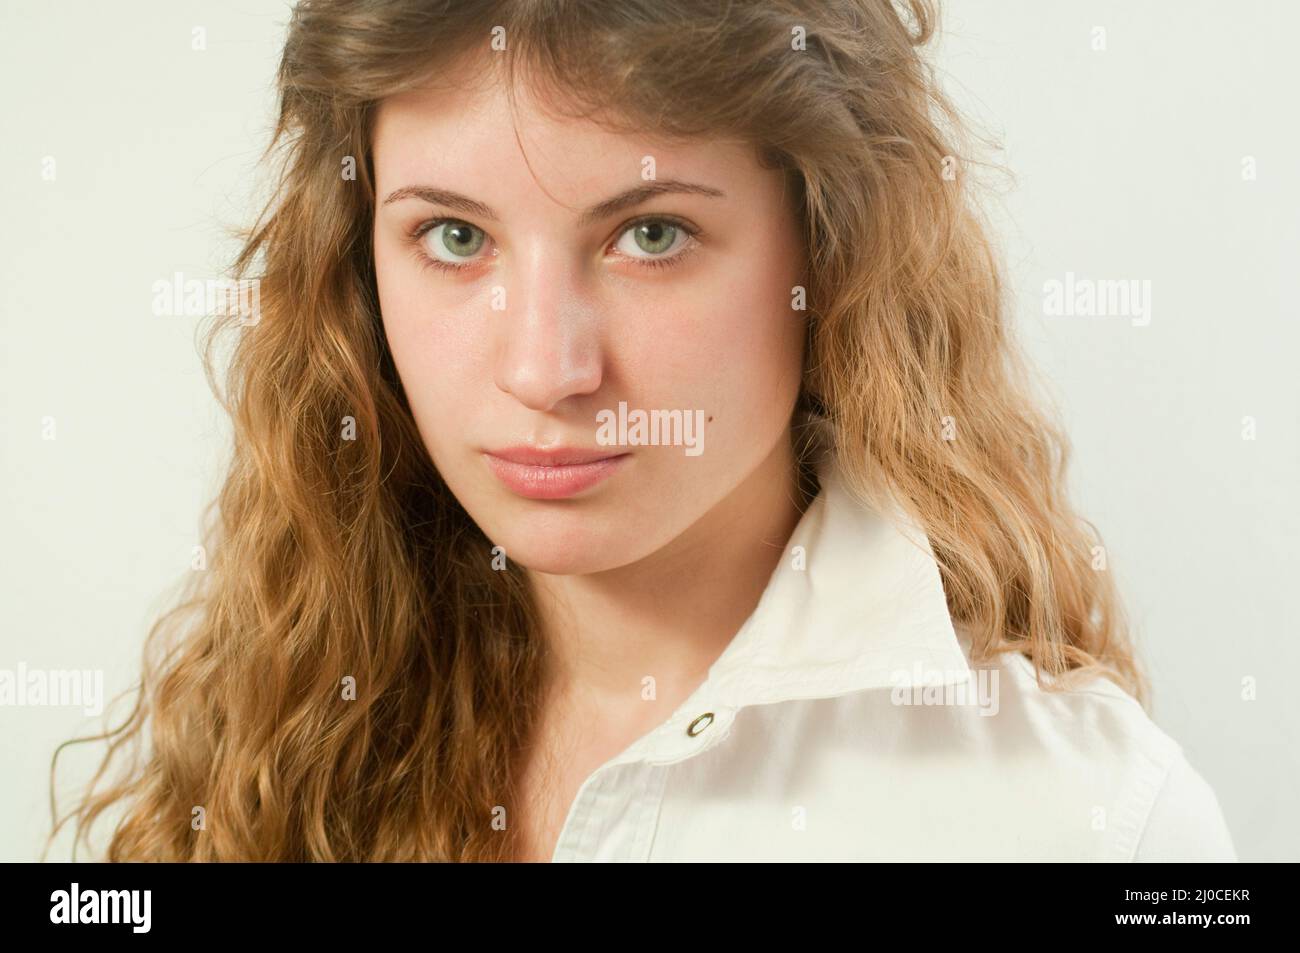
[{"xmin": 48, "ymin": 0, "xmax": 1146, "ymax": 862}]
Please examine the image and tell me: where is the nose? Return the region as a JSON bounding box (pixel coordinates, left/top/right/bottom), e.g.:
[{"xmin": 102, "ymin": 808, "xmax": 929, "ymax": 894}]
[{"xmin": 492, "ymin": 248, "xmax": 603, "ymax": 412}]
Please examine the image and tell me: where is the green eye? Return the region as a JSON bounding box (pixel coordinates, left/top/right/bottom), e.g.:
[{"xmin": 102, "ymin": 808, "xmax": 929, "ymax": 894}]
[
  {"xmin": 615, "ymin": 219, "xmax": 691, "ymax": 260},
  {"xmin": 426, "ymin": 220, "xmax": 486, "ymax": 262},
  {"xmin": 631, "ymin": 221, "xmax": 677, "ymax": 254}
]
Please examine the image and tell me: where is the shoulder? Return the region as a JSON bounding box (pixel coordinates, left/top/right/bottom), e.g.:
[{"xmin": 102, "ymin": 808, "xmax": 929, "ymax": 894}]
[
  {"xmin": 710, "ymin": 629, "xmax": 1238, "ymax": 860},
  {"xmin": 1132, "ymin": 745, "xmax": 1238, "ymax": 861},
  {"xmin": 959, "ymin": 632, "xmax": 1237, "ymax": 861}
]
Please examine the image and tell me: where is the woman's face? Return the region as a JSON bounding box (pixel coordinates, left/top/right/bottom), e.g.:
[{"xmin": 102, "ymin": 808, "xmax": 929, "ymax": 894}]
[{"xmin": 372, "ymin": 64, "xmax": 806, "ymax": 575}]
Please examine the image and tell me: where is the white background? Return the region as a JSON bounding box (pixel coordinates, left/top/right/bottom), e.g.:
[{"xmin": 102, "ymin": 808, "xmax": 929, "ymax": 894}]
[{"xmin": 2, "ymin": 0, "xmax": 1297, "ymax": 861}]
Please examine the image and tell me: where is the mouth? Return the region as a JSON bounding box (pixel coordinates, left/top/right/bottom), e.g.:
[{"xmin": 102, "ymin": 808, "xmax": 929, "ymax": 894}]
[{"xmin": 482, "ymin": 446, "xmax": 631, "ymax": 500}]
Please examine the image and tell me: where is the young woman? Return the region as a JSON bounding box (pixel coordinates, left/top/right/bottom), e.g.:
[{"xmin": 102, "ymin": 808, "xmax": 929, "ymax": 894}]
[{"xmin": 51, "ymin": 0, "xmax": 1235, "ymax": 862}]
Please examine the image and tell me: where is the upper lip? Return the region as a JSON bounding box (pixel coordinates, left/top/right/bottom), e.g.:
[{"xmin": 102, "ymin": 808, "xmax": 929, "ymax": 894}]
[{"xmin": 485, "ymin": 445, "xmax": 629, "ymax": 466}]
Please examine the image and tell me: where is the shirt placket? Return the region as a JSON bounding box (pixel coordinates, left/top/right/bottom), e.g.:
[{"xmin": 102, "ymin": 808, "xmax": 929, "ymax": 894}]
[{"xmin": 549, "ymin": 704, "xmax": 739, "ymax": 862}]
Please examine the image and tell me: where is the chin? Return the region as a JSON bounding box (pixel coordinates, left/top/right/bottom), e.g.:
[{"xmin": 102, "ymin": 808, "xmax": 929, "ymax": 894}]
[
  {"xmin": 446, "ymin": 462, "xmax": 703, "ymax": 575},
  {"xmin": 489, "ymin": 520, "xmax": 656, "ymax": 576}
]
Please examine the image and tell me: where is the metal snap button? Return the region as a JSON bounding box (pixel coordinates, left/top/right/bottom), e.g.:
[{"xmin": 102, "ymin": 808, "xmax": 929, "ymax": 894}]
[{"xmin": 687, "ymin": 712, "xmax": 715, "ymax": 736}]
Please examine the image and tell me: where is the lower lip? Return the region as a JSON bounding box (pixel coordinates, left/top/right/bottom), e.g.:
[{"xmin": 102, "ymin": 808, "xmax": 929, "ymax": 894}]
[{"xmin": 483, "ymin": 453, "xmax": 630, "ymax": 499}]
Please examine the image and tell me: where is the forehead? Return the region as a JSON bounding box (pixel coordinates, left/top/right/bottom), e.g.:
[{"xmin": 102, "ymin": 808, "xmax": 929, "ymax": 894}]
[{"xmin": 369, "ymin": 60, "xmax": 764, "ymax": 208}]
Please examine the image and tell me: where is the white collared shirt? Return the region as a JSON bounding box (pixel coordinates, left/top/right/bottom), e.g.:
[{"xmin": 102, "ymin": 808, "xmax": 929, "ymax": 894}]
[{"xmin": 548, "ymin": 459, "xmax": 1237, "ymax": 862}]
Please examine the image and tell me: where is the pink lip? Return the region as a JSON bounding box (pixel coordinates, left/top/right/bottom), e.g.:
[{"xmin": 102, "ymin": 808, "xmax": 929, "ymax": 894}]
[{"xmin": 483, "ymin": 446, "xmax": 630, "ymax": 499}]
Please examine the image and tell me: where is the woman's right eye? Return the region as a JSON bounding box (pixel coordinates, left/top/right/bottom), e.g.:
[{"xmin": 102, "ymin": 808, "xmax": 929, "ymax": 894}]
[{"xmin": 419, "ymin": 220, "xmax": 490, "ymax": 266}]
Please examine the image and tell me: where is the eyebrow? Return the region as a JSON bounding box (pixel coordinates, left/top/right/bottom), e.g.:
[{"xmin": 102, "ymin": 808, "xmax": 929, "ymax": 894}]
[{"xmin": 381, "ymin": 179, "xmax": 726, "ymax": 227}]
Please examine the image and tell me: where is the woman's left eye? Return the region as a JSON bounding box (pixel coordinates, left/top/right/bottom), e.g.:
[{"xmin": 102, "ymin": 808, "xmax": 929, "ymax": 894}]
[{"xmin": 612, "ymin": 219, "xmax": 693, "ymax": 261}]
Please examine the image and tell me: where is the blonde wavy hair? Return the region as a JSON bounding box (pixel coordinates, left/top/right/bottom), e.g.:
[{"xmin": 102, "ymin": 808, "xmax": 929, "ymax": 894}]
[{"xmin": 48, "ymin": 0, "xmax": 1146, "ymax": 862}]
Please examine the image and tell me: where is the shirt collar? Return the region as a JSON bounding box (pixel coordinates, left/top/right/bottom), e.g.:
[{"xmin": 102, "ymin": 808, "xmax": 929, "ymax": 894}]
[{"xmin": 703, "ymin": 452, "xmax": 973, "ymax": 708}]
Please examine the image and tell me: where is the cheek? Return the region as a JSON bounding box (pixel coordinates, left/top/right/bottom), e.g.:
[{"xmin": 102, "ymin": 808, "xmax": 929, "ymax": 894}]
[
  {"xmin": 636, "ymin": 247, "xmax": 803, "ymax": 425},
  {"xmin": 374, "ymin": 230, "xmax": 427, "ymax": 361},
  {"xmin": 373, "ymin": 239, "xmax": 484, "ymax": 451},
  {"xmin": 723, "ymin": 262, "xmax": 803, "ymax": 375}
]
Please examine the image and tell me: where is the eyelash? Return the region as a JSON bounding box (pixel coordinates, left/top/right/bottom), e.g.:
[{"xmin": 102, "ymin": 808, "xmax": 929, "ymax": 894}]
[{"xmin": 405, "ymin": 215, "xmax": 702, "ymax": 275}]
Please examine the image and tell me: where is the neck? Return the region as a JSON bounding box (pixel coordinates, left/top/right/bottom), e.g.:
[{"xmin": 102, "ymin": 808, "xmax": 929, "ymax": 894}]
[{"xmin": 525, "ymin": 435, "xmax": 810, "ymax": 724}]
